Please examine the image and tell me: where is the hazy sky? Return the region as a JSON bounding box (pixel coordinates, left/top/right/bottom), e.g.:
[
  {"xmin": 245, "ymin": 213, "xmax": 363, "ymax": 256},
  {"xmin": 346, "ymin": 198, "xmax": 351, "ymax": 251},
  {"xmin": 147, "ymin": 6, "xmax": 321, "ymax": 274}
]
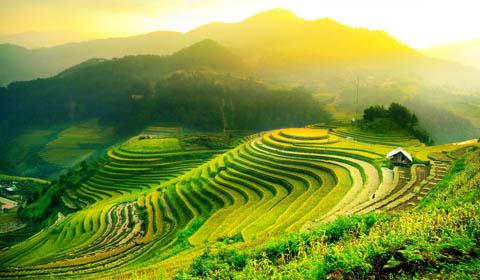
[{"xmin": 1, "ymin": 0, "xmax": 480, "ymax": 48}]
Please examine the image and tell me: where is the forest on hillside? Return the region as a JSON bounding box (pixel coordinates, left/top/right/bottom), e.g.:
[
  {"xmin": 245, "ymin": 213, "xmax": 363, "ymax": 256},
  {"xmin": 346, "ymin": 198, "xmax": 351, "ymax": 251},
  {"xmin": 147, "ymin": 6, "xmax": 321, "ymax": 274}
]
[{"xmin": 0, "ymin": 41, "xmax": 329, "ymax": 158}]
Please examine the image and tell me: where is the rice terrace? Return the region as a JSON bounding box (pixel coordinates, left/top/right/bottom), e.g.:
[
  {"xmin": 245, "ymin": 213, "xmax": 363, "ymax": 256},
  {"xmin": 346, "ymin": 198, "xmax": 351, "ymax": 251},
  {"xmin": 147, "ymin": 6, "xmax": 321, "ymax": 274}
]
[{"xmin": 1, "ymin": 1, "xmax": 480, "ymax": 279}]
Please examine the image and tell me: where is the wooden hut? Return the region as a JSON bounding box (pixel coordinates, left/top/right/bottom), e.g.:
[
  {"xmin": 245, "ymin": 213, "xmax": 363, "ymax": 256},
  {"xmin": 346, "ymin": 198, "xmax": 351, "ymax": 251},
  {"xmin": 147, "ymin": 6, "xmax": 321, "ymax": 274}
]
[{"xmin": 386, "ymin": 148, "xmax": 413, "ymax": 165}]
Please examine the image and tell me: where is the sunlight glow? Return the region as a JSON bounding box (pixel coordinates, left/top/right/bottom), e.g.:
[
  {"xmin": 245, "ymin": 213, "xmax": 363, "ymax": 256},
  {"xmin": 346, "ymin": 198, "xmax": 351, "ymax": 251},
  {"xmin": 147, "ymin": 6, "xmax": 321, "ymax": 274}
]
[{"xmin": 1, "ymin": 0, "xmax": 480, "ymax": 48}]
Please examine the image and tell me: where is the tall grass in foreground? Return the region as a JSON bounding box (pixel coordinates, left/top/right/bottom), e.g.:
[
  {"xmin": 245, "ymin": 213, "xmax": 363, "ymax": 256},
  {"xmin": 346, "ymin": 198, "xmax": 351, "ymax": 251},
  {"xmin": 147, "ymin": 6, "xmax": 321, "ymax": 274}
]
[{"xmin": 177, "ymin": 149, "xmax": 480, "ymax": 279}]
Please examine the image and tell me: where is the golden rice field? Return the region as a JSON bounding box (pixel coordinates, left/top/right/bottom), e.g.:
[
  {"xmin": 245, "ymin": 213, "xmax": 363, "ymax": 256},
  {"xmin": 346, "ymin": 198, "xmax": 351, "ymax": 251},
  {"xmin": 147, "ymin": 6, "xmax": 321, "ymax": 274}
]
[{"xmin": 0, "ymin": 126, "xmax": 477, "ymax": 279}]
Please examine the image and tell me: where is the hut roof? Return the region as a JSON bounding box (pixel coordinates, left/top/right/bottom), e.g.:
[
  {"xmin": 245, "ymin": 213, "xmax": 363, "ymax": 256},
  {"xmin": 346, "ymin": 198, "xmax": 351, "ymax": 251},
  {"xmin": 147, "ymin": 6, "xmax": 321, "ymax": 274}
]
[{"xmin": 386, "ymin": 148, "xmax": 413, "ymax": 162}]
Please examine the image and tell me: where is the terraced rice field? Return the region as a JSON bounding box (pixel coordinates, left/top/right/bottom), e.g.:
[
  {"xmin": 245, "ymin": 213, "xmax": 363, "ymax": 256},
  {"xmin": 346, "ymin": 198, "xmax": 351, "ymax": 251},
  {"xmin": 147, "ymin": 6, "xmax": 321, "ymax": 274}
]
[
  {"xmin": 142, "ymin": 126, "xmax": 183, "ymax": 137},
  {"xmin": 39, "ymin": 119, "xmax": 115, "ymax": 167},
  {"xmin": 61, "ymin": 137, "xmax": 220, "ymax": 210},
  {"xmin": 0, "ymin": 127, "xmax": 477, "ymax": 279}
]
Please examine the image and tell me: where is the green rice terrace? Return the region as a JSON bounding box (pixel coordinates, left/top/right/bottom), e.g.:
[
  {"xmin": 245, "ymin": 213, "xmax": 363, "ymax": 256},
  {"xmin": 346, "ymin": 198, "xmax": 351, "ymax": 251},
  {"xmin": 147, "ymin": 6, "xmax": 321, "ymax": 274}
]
[
  {"xmin": 2, "ymin": 119, "xmax": 119, "ymax": 179},
  {"xmin": 0, "ymin": 125, "xmax": 478, "ymax": 279}
]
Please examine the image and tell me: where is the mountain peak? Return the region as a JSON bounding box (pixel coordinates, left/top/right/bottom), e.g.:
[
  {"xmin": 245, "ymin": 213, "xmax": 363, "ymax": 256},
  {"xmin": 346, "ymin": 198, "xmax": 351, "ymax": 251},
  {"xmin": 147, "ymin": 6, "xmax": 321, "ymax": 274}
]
[
  {"xmin": 244, "ymin": 8, "xmax": 302, "ymax": 23},
  {"xmin": 170, "ymin": 39, "xmax": 243, "ymax": 70},
  {"xmin": 173, "ymin": 39, "xmax": 227, "ymax": 55}
]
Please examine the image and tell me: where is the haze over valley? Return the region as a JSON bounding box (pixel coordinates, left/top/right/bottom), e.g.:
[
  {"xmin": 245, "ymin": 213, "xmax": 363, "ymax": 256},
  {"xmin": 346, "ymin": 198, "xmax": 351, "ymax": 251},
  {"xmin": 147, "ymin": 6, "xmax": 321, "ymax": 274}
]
[{"xmin": 0, "ymin": 2, "xmax": 479, "ymax": 279}]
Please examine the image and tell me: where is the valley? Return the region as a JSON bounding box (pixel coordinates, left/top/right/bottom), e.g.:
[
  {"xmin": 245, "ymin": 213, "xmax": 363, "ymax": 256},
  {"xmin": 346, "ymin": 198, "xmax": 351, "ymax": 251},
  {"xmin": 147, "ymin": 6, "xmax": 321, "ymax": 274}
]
[{"xmin": 1, "ymin": 5, "xmax": 480, "ymax": 279}]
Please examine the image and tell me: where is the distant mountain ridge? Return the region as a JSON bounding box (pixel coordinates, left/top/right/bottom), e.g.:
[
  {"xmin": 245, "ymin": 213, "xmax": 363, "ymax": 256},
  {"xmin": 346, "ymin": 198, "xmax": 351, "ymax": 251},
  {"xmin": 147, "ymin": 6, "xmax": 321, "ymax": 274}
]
[
  {"xmin": 0, "ymin": 31, "xmax": 86, "ymax": 49},
  {"xmin": 0, "ymin": 31, "xmax": 189, "ymax": 86},
  {"xmin": 1, "ymin": 8, "xmax": 477, "ymax": 87},
  {"xmin": 0, "ymin": 38, "xmax": 321, "ymax": 135},
  {"xmin": 423, "ymin": 39, "xmax": 480, "ymax": 70}
]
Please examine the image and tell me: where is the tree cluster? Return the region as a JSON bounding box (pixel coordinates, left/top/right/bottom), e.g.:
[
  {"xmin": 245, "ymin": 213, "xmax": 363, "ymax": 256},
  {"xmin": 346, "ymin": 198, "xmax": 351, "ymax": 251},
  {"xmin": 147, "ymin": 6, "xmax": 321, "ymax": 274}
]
[
  {"xmin": 0, "ymin": 49, "xmax": 330, "ymax": 142},
  {"xmin": 18, "ymin": 161, "xmax": 96, "ymax": 221},
  {"xmin": 363, "ymin": 103, "xmax": 432, "ymax": 144}
]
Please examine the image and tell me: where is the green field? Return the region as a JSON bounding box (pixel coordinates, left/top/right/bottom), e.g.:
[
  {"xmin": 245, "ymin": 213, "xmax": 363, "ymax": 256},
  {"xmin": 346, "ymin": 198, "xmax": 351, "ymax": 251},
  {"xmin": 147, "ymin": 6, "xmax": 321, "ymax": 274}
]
[
  {"xmin": 121, "ymin": 138, "xmax": 182, "ymax": 153},
  {"xmin": 0, "ymin": 126, "xmax": 478, "ymax": 279},
  {"xmin": 38, "ymin": 119, "xmax": 115, "ymax": 167},
  {"xmin": 2, "ymin": 119, "xmax": 120, "ymax": 179}
]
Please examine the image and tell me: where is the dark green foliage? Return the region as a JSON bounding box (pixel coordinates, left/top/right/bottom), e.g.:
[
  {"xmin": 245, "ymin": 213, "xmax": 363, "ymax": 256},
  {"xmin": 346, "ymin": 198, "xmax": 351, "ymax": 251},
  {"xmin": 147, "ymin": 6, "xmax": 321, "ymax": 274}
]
[
  {"xmin": 362, "ymin": 103, "xmax": 415, "ymax": 128},
  {"xmin": 177, "ymin": 218, "xmax": 205, "ymax": 245},
  {"xmin": 18, "ymin": 161, "xmax": 96, "ymax": 221},
  {"xmin": 182, "ymin": 247, "xmax": 248, "ymax": 279},
  {"xmin": 0, "ymin": 41, "xmax": 329, "ymax": 154},
  {"xmin": 388, "ymin": 103, "xmax": 418, "ymax": 127},
  {"xmin": 323, "ymin": 214, "xmax": 380, "ymax": 242},
  {"xmin": 418, "ymin": 149, "xmax": 479, "ymax": 210},
  {"xmin": 257, "ymin": 213, "xmax": 387, "ymax": 265},
  {"xmin": 337, "ymin": 82, "xmax": 480, "ymax": 144},
  {"xmin": 228, "ymin": 233, "xmax": 244, "ymax": 244},
  {"xmin": 135, "ymin": 203, "xmax": 149, "ymax": 231},
  {"xmin": 412, "ymin": 127, "xmax": 431, "ymax": 144},
  {"xmin": 363, "ymin": 105, "xmax": 389, "ymax": 121},
  {"xmin": 180, "ymin": 134, "xmax": 231, "ymax": 149},
  {"xmin": 362, "ymin": 102, "xmax": 433, "ymax": 144},
  {"xmin": 180, "ymin": 213, "xmax": 388, "ymax": 278}
]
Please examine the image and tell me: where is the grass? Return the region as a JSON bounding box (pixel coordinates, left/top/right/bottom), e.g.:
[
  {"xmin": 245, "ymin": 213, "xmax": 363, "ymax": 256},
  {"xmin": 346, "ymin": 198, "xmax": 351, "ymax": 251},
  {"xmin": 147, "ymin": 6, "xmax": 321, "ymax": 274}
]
[
  {"xmin": 39, "ymin": 119, "xmax": 115, "ymax": 168},
  {"xmin": 2, "ymin": 120, "xmax": 122, "ymax": 179},
  {"xmin": 5, "ymin": 129, "xmax": 58, "ymax": 161},
  {"xmin": 412, "ymin": 140, "xmax": 479, "ymax": 162},
  {"xmin": 121, "ymin": 137, "xmax": 182, "ymax": 153},
  {"xmin": 0, "ymin": 196, "xmax": 17, "ymax": 205},
  {"xmin": 0, "ymin": 173, "xmax": 49, "ymax": 184}
]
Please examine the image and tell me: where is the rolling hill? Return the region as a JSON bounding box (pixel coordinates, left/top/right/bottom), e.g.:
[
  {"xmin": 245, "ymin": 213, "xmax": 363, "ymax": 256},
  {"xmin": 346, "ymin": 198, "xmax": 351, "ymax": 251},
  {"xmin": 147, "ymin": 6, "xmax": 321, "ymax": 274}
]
[
  {"xmin": 0, "ymin": 39, "xmax": 328, "ymax": 178},
  {"xmin": 1, "ymin": 9, "xmax": 478, "ymax": 88},
  {"xmin": 0, "ymin": 31, "xmax": 87, "ymax": 49},
  {"xmin": 0, "ymin": 31, "xmax": 188, "ymax": 86}
]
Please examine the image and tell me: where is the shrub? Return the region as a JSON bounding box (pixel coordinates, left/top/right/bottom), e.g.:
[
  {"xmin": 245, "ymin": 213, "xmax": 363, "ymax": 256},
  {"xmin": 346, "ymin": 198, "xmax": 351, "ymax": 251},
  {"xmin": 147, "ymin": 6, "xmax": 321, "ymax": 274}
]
[
  {"xmin": 186, "ymin": 247, "xmax": 248, "ymax": 278},
  {"xmin": 177, "ymin": 218, "xmax": 205, "ymax": 244},
  {"xmin": 362, "ymin": 103, "xmax": 432, "ymax": 144}
]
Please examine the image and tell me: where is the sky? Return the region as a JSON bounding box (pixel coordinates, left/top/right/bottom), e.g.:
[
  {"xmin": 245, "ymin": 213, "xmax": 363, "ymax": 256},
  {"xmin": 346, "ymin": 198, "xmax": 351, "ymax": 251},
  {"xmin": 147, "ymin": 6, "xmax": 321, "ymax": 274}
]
[{"xmin": 1, "ymin": 0, "xmax": 480, "ymax": 48}]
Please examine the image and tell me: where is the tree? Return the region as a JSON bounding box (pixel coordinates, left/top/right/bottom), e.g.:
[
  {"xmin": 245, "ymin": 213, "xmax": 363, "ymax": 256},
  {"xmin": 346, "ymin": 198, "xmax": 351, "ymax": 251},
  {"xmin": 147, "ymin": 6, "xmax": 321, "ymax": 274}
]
[
  {"xmin": 363, "ymin": 103, "xmax": 432, "ymax": 144},
  {"xmin": 410, "ymin": 113, "xmax": 418, "ymax": 127},
  {"xmin": 363, "ymin": 105, "xmax": 388, "ymax": 121},
  {"xmin": 388, "ymin": 103, "xmax": 412, "ymax": 126}
]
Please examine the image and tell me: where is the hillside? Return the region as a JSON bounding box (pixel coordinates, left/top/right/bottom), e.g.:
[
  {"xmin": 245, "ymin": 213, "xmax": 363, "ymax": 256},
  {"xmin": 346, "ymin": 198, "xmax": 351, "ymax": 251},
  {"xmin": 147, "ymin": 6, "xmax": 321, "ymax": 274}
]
[
  {"xmin": 319, "ymin": 81, "xmax": 480, "ymax": 144},
  {"xmin": 0, "ymin": 125, "xmax": 478, "ymax": 278},
  {"xmin": 0, "ymin": 40, "xmax": 328, "ymax": 178},
  {"xmin": 188, "ymin": 9, "xmax": 417, "ymax": 64},
  {"xmin": 0, "ymin": 31, "xmax": 188, "ymax": 86},
  {"xmin": 0, "ymin": 9, "xmax": 478, "ymax": 88},
  {"xmin": 0, "ymin": 31, "xmax": 86, "ymax": 49},
  {"xmin": 423, "ymin": 39, "xmax": 480, "ymax": 70},
  {"xmin": 2, "ymin": 10, "xmax": 479, "ymax": 146},
  {"xmin": 180, "ymin": 147, "xmax": 480, "ymax": 279}
]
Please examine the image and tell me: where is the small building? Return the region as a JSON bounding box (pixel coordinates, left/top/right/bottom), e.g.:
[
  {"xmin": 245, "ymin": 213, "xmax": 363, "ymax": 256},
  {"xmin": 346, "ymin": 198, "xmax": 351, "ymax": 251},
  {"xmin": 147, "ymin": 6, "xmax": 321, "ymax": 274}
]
[{"xmin": 386, "ymin": 148, "xmax": 413, "ymax": 165}]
